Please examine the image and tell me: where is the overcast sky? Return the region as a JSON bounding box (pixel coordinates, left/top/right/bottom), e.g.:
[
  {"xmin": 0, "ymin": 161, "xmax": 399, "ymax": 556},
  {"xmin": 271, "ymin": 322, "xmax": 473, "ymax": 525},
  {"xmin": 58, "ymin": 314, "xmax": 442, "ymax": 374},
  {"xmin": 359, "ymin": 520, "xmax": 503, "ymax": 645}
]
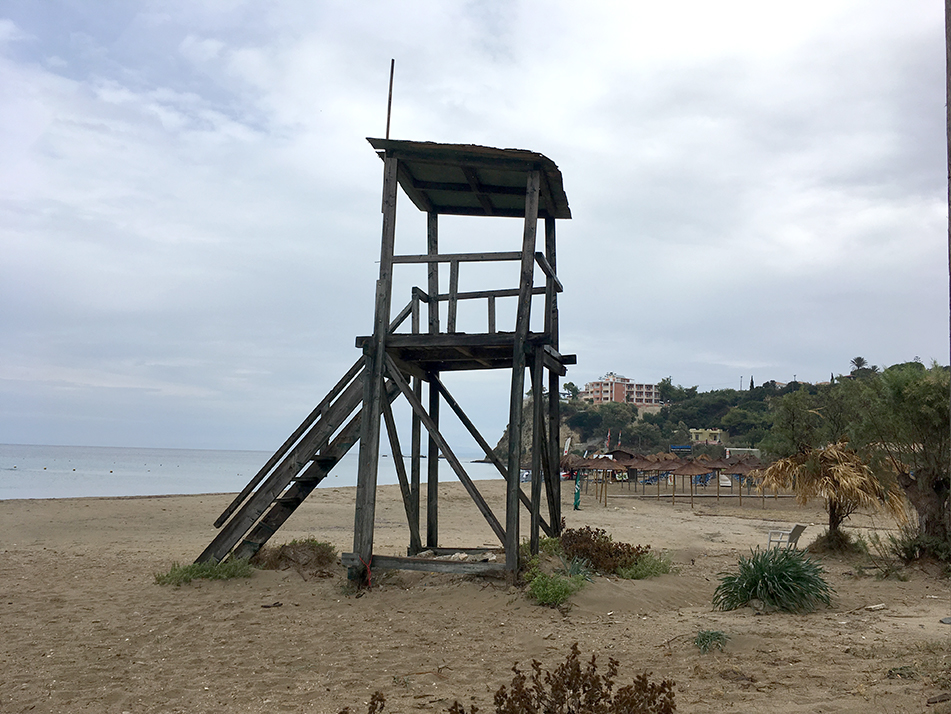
[{"xmin": 1, "ymin": 1, "xmax": 947, "ymax": 452}]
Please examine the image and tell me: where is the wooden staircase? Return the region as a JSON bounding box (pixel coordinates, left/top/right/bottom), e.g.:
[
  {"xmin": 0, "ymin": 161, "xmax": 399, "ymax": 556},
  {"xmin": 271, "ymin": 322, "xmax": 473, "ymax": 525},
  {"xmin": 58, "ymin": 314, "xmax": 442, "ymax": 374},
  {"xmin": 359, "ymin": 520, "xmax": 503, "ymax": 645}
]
[{"xmin": 195, "ymin": 356, "xmax": 388, "ymax": 564}]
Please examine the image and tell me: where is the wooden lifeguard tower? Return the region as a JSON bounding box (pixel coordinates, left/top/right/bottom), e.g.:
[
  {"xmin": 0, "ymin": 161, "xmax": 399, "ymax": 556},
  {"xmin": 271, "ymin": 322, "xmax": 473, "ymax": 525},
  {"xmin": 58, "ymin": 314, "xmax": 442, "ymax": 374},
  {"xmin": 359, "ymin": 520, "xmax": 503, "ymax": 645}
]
[{"xmin": 196, "ymin": 138, "xmax": 574, "ymax": 582}]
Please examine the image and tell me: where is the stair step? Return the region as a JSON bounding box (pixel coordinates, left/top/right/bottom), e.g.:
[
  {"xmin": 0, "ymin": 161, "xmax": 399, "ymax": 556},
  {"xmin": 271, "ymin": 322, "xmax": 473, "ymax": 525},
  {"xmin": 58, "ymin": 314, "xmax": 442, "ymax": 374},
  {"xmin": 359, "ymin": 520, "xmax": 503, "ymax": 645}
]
[{"xmin": 310, "ymin": 456, "xmax": 338, "ymax": 468}]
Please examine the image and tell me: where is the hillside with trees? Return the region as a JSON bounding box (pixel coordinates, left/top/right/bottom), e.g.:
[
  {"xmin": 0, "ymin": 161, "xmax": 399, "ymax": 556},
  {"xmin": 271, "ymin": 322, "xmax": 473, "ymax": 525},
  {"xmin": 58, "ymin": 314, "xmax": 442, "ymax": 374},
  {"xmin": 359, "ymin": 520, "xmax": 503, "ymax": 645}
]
[{"xmin": 550, "ymin": 359, "xmax": 949, "ymax": 548}]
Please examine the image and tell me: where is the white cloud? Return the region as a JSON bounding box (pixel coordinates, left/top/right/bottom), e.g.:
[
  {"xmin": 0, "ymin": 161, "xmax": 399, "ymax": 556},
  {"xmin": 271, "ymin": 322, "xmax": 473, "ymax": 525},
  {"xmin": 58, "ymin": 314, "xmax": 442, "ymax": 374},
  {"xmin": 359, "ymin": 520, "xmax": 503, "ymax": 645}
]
[{"xmin": 0, "ymin": 1, "xmax": 945, "ymax": 449}]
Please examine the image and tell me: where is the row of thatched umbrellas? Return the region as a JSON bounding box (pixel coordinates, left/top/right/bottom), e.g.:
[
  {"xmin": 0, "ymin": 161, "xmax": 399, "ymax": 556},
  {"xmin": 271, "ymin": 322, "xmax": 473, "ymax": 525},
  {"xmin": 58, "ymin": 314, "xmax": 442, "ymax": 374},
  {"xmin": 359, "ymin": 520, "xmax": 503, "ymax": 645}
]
[{"xmin": 559, "ymin": 452, "xmax": 770, "ymax": 507}]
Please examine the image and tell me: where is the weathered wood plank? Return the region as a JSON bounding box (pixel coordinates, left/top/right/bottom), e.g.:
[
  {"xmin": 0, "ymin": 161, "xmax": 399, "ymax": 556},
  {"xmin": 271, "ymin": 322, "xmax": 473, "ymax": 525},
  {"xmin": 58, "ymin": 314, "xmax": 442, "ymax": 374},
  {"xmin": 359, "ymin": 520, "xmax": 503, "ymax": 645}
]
[
  {"xmin": 448, "ymin": 259, "xmax": 459, "ymax": 333},
  {"xmin": 410, "ymin": 376, "xmax": 422, "ymax": 553},
  {"xmin": 462, "ymin": 166, "xmax": 496, "ymax": 215},
  {"xmin": 547, "ymin": 364, "xmax": 562, "ymax": 533},
  {"xmin": 392, "ymin": 251, "xmax": 521, "ymax": 264},
  {"xmin": 530, "ymin": 346, "xmax": 544, "ymax": 554},
  {"xmin": 533, "ymin": 251, "xmax": 563, "ymax": 292},
  {"xmin": 506, "ymin": 168, "xmax": 540, "ymax": 572},
  {"xmin": 341, "ymin": 553, "xmax": 506, "ymax": 575},
  {"xmin": 352, "ymin": 154, "xmax": 400, "ymax": 580},
  {"xmin": 428, "ymin": 212, "xmax": 439, "ymax": 335},
  {"xmin": 427, "ymin": 371, "xmax": 440, "ymax": 548},
  {"xmin": 382, "ymin": 396, "xmax": 423, "ymax": 554}
]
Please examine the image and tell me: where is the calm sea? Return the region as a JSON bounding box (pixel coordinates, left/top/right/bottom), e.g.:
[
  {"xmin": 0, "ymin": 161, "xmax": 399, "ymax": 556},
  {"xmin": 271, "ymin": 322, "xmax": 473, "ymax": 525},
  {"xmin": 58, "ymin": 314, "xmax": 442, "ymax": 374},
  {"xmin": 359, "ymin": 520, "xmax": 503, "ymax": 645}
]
[{"xmin": 0, "ymin": 444, "xmax": 502, "ymax": 501}]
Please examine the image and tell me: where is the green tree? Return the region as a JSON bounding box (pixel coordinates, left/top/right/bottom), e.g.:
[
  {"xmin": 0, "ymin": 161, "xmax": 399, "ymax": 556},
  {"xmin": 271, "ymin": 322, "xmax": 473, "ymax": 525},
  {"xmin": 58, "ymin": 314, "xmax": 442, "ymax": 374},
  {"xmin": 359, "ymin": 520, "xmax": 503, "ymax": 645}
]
[
  {"xmin": 562, "ymin": 381, "xmax": 581, "ymax": 400},
  {"xmin": 850, "ymin": 363, "xmax": 949, "ymax": 541},
  {"xmin": 762, "ymin": 388, "xmax": 823, "ymax": 458}
]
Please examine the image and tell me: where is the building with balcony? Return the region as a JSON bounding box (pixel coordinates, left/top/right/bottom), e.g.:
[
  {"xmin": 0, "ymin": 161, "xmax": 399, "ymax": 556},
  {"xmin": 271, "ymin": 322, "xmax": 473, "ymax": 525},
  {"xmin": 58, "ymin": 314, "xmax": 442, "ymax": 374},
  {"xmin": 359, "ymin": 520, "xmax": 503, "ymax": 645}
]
[{"xmin": 580, "ymin": 373, "xmax": 661, "ymax": 405}]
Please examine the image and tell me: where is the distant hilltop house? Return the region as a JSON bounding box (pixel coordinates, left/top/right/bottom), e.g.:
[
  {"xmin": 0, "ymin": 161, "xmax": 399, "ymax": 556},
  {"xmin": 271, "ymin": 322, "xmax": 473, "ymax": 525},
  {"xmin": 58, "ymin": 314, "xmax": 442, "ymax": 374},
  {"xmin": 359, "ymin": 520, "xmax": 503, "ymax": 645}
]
[
  {"xmin": 689, "ymin": 428, "xmax": 722, "ymax": 444},
  {"xmin": 580, "ymin": 372, "xmax": 661, "ymax": 405}
]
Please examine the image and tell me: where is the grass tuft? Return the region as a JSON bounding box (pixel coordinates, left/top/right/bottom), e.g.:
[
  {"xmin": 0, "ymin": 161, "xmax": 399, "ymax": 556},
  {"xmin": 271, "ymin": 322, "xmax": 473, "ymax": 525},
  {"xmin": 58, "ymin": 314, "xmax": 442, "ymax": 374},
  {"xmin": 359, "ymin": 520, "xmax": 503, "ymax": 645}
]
[
  {"xmin": 713, "ymin": 548, "xmax": 833, "ymax": 613},
  {"xmin": 617, "ymin": 551, "xmax": 675, "ymax": 580},
  {"xmin": 527, "ymin": 572, "xmax": 585, "ymax": 607},
  {"xmin": 155, "ymin": 558, "xmax": 253, "ymax": 586},
  {"xmin": 694, "ymin": 630, "xmax": 729, "ymax": 653}
]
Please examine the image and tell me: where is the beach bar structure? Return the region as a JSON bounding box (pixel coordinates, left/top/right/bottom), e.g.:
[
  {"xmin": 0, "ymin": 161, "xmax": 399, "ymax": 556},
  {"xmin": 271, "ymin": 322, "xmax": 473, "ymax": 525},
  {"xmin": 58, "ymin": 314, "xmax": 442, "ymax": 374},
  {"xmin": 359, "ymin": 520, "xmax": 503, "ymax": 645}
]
[{"xmin": 196, "ymin": 138, "xmax": 574, "ymax": 582}]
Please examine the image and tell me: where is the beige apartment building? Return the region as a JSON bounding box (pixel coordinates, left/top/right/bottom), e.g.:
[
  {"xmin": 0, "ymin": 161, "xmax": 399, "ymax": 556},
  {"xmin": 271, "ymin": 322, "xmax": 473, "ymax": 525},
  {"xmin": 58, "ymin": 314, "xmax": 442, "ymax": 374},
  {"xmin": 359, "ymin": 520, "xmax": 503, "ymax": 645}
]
[{"xmin": 580, "ymin": 372, "xmax": 661, "ymax": 405}]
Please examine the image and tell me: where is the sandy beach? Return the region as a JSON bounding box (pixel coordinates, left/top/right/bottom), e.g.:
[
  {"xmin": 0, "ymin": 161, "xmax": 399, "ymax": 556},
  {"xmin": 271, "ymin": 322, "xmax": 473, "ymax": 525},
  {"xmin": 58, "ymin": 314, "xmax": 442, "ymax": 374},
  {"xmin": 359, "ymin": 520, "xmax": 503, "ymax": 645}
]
[{"xmin": 2, "ymin": 480, "xmax": 950, "ymax": 713}]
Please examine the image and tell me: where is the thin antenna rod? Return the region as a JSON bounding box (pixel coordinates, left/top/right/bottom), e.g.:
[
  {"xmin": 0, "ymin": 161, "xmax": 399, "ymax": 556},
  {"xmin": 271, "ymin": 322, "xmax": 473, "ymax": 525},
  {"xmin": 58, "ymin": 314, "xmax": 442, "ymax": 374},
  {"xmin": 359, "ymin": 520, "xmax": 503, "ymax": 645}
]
[{"xmin": 385, "ymin": 59, "xmax": 395, "ymax": 140}]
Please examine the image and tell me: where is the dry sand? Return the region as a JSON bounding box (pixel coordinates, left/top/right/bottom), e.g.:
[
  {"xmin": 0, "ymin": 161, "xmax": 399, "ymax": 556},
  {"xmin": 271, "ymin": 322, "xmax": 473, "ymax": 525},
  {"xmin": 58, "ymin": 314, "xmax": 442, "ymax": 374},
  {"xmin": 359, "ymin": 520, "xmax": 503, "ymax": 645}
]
[{"xmin": 2, "ymin": 480, "xmax": 950, "ymax": 713}]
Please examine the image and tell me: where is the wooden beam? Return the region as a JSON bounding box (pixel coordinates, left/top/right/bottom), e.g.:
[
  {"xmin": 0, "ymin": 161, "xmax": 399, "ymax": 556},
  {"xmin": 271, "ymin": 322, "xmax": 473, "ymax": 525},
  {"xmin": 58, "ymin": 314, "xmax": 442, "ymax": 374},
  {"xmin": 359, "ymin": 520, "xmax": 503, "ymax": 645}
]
[
  {"xmin": 396, "ymin": 162, "xmax": 434, "ymax": 213},
  {"xmin": 341, "ymin": 552, "xmax": 506, "ymax": 575},
  {"xmin": 352, "ymin": 153, "xmax": 399, "ymax": 582},
  {"xmin": 382, "ymin": 395, "xmax": 423, "ymax": 554},
  {"xmin": 447, "ymin": 259, "xmax": 459, "ymax": 333},
  {"xmin": 533, "ymin": 251, "xmax": 563, "ymax": 293},
  {"xmin": 392, "ymin": 251, "xmax": 521, "ymax": 264},
  {"xmin": 410, "ymin": 375, "xmax": 422, "ymax": 553},
  {"xmin": 530, "ymin": 346, "xmax": 544, "ymax": 554},
  {"xmin": 462, "ymin": 166, "xmax": 496, "ymax": 215},
  {"xmin": 428, "ymin": 213, "xmax": 439, "ymax": 335},
  {"xmin": 506, "ymin": 168, "xmax": 540, "ymax": 572},
  {"xmin": 384, "ymin": 355, "xmax": 506, "ymax": 545}
]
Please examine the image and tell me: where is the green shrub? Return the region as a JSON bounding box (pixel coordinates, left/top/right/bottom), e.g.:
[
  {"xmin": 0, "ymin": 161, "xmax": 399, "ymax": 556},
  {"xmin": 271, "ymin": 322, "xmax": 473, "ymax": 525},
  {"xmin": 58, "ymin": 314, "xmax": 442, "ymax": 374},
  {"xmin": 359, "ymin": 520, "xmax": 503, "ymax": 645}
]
[
  {"xmin": 527, "ymin": 572, "xmax": 585, "ymax": 607},
  {"xmin": 560, "ymin": 526, "xmax": 649, "ymax": 575},
  {"xmin": 155, "ymin": 558, "xmax": 253, "ymax": 586},
  {"xmin": 713, "ymin": 548, "xmax": 833, "ymax": 613},
  {"xmin": 885, "ymin": 523, "xmax": 951, "ymax": 563},
  {"xmin": 539, "ymin": 535, "xmax": 563, "ymax": 557},
  {"xmin": 807, "ymin": 528, "xmax": 864, "ymax": 555},
  {"xmin": 617, "ymin": 551, "xmax": 675, "ymax": 580},
  {"xmin": 694, "ymin": 630, "xmax": 729, "ymax": 653}
]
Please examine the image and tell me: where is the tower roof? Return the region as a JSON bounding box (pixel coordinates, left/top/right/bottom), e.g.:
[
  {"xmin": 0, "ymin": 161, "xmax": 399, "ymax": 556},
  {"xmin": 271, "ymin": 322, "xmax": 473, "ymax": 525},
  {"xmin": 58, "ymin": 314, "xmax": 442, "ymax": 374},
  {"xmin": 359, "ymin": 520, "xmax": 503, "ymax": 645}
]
[{"xmin": 368, "ymin": 138, "xmax": 571, "ymax": 220}]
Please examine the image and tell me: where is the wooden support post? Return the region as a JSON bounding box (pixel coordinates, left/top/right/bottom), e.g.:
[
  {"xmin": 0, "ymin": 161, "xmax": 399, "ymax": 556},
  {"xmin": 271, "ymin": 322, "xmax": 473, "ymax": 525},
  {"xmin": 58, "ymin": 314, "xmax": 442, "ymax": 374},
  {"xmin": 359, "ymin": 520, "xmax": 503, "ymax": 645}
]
[
  {"xmin": 530, "ymin": 346, "xmax": 544, "ymax": 554},
  {"xmin": 487, "ymin": 295, "xmax": 496, "ymax": 333},
  {"xmin": 448, "ymin": 259, "xmax": 459, "ymax": 333},
  {"xmin": 427, "ymin": 377, "xmax": 439, "ymax": 548},
  {"xmin": 544, "ymin": 217, "xmax": 561, "ymax": 533},
  {"xmin": 505, "ymin": 168, "xmax": 539, "ymax": 573},
  {"xmin": 426, "ymin": 212, "xmax": 440, "ymax": 549},
  {"xmin": 382, "ymin": 397, "xmax": 423, "ymax": 554},
  {"xmin": 352, "ymin": 154, "xmax": 399, "ymax": 583},
  {"xmin": 410, "ymin": 376, "xmax": 422, "ymax": 554},
  {"xmin": 428, "ymin": 213, "xmax": 439, "ymax": 334}
]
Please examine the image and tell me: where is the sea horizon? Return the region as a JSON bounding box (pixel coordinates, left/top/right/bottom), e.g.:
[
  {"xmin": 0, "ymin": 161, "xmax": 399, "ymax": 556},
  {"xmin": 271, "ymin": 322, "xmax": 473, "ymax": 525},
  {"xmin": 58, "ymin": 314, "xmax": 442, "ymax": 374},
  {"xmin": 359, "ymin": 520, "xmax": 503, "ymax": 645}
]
[{"xmin": 0, "ymin": 443, "xmax": 500, "ymax": 501}]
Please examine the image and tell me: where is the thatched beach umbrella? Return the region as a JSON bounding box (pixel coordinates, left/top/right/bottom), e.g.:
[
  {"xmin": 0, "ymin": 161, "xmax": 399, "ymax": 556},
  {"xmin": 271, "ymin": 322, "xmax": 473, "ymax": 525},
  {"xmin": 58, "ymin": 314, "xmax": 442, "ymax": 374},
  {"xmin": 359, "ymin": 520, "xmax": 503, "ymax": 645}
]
[
  {"xmin": 671, "ymin": 459, "xmax": 713, "ymax": 508},
  {"xmin": 703, "ymin": 458, "xmax": 733, "ymax": 500},
  {"xmin": 724, "ymin": 460, "xmax": 756, "ymax": 505}
]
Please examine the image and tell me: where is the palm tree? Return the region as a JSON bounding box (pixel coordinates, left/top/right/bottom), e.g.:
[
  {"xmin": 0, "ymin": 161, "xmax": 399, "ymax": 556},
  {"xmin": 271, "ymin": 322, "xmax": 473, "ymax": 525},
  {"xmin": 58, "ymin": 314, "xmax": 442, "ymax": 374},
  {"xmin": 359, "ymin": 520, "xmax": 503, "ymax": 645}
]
[
  {"xmin": 850, "ymin": 356, "xmax": 868, "ymax": 372},
  {"xmin": 759, "ymin": 440, "xmax": 906, "ymax": 537}
]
